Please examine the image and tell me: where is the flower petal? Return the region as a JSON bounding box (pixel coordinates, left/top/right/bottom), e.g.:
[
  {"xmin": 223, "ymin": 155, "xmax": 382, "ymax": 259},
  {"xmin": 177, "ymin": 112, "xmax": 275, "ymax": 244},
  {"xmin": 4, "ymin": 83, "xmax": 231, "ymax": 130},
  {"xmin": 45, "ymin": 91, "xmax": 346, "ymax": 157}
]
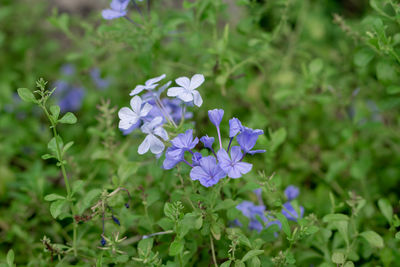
[
  {"xmin": 130, "ymin": 96, "xmax": 143, "ymax": 114},
  {"xmin": 175, "ymin": 77, "xmax": 191, "ymax": 89},
  {"xmin": 167, "ymin": 86, "xmax": 185, "ymax": 97},
  {"xmin": 102, "ymin": 9, "xmax": 126, "ymax": 20},
  {"xmin": 145, "ymin": 74, "xmax": 166, "ymax": 86},
  {"xmin": 189, "ymin": 74, "xmax": 205, "ymax": 90},
  {"xmin": 140, "ymin": 102, "xmax": 153, "ymax": 117},
  {"xmin": 110, "ymin": 0, "xmax": 129, "ymax": 11},
  {"xmin": 190, "ymin": 166, "xmax": 209, "ymax": 181},
  {"xmin": 149, "ymin": 135, "xmax": 165, "ymax": 154},
  {"xmin": 230, "ymin": 146, "xmax": 243, "ymax": 162},
  {"xmin": 192, "ymin": 90, "xmax": 203, "ymax": 107},
  {"xmin": 154, "ymin": 126, "xmax": 169, "ymax": 141},
  {"xmin": 138, "ymin": 135, "xmax": 151, "ymax": 154}
]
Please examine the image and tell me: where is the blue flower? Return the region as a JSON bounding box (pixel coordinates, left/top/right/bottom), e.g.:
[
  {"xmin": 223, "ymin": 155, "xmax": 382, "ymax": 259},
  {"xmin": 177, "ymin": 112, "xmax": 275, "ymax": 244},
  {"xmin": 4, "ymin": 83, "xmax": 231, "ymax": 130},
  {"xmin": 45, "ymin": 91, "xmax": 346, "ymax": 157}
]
[
  {"xmin": 236, "ymin": 201, "xmax": 281, "ymax": 232},
  {"xmin": 138, "ymin": 117, "xmax": 169, "ymax": 155},
  {"xmin": 102, "ymin": 0, "xmax": 130, "ymax": 20},
  {"xmin": 112, "ymin": 215, "xmax": 121, "ymax": 226},
  {"xmin": 167, "ymin": 74, "xmax": 204, "ymax": 107},
  {"xmin": 163, "ymin": 146, "xmax": 184, "ymax": 170},
  {"xmin": 90, "ymin": 68, "xmax": 110, "ymax": 89},
  {"xmin": 100, "ymin": 237, "xmax": 107, "ymax": 246},
  {"xmin": 208, "ymin": 109, "xmax": 224, "ymax": 128},
  {"xmin": 236, "ymin": 127, "xmax": 265, "ymax": 155},
  {"xmin": 170, "ymin": 129, "xmax": 199, "ymax": 155},
  {"xmin": 282, "ymin": 202, "xmax": 304, "ymax": 221},
  {"xmin": 229, "ymin": 118, "xmax": 243, "ymax": 138},
  {"xmin": 118, "ymin": 95, "xmax": 152, "ymax": 130},
  {"xmin": 190, "ymin": 156, "xmax": 226, "ymax": 187},
  {"xmin": 192, "ymin": 152, "xmax": 202, "ymax": 166},
  {"xmin": 200, "ymin": 135, "xmax": 215, "ymax": 149},
  {"xmin": 217, "ymin": 146, "xmax": 252, "ymax": 178},
  {"xmin": 130, "ymin": 74, "xmax": 167, "ymax": 96},
  {"xmin": 284, "ymin": 185, "xmax": 299, "ymax": 201}
]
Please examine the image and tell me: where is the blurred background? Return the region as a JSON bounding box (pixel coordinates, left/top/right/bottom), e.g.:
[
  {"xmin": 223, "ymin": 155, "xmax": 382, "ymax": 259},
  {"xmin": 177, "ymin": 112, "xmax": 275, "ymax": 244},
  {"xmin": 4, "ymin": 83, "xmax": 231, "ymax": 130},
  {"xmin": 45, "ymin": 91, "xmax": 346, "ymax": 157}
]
[{"xmin": 1, "ymin": 0, "xmax": 400, "ymax": 265}]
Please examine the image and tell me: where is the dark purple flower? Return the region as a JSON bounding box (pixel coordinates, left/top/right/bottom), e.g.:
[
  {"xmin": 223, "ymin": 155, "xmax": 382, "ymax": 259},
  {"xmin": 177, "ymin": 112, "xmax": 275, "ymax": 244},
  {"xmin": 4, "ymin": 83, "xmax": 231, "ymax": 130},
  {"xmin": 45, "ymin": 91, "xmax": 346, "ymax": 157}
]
[
  {"xmin": 100, "ymin": 237, "xmax": 106, "ymax": 246},
  {"xmin": 236, "ymin": 128, "xmax": 265, "ymax": 154},
  {"xmin": 190, "ymin": 156, "xmax": 226, "ymax": 187},
  {"xmin": 217, "ymin": 146, "xmax": 252, "ymax": 178},
  {"xmin": 282, "ymin": 202, "xmax": 304, "ymax": 221},
  {"xmin": 192, "ymin": 152, "xmax": 202, "ymax": 166},
  {"xmin": 284, "ymin": 185, "xmax": 299, "ymax": 201},
  {"xmin": 229, "ymin": 118, "xmax": 243, "ymax": 138},
  {"xmin": 208, "ymin": 109, "xmax": 224, "ymax": 127},
  {"xmin": 200, "ymin": 135, "xmax": 214, "ymax": 149},
  {"xmin": 112, "ymin": 215, "xmax": 121, "ymax": 226}
]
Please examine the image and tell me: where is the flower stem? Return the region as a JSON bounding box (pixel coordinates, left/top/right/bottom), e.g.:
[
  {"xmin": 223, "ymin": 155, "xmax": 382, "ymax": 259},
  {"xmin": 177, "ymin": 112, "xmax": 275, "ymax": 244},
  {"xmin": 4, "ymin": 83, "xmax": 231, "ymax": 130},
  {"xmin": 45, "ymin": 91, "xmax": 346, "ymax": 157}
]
[
  {"xmin": 210, "ymin": 235, "xmax": 218, "ymax": 267},
  {"xmin": 227, "ymin": 137, "xmax": 233, "ymax": 153},
  {"xmin": 216, "ymin": 127, "xmax": 222, "ymax": 150}
]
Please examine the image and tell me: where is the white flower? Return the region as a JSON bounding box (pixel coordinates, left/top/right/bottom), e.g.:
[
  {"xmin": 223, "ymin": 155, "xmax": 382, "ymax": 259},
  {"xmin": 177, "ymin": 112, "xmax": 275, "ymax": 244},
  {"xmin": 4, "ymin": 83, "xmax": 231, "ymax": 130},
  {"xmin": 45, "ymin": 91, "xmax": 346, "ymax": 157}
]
[
  {"xmin": 118, "ymin": 96, "xmax": 152, "ymax": 130},
  {"xmin": 167, "ymin": 74, "xmax": 204, "ymax": 107},
  {"xmin": 138, "ymin": 117, "xmax": 169, "ymax": 155},
  {"xmin": 130, "ymin": 74, "xmax": 166, "ymax": 96}
]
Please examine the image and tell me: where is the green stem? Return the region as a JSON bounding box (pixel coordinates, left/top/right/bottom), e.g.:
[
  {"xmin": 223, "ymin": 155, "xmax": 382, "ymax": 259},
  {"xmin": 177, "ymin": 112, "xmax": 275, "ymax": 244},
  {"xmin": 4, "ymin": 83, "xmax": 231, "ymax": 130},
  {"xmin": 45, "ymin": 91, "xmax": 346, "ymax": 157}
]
[
  {"xmin": 210, "ymin": 235, "xmax": 218, "ymax": 267},
  {"xmin": 42, "ymin": 106, "xmax": 78, "ymax": 256}
]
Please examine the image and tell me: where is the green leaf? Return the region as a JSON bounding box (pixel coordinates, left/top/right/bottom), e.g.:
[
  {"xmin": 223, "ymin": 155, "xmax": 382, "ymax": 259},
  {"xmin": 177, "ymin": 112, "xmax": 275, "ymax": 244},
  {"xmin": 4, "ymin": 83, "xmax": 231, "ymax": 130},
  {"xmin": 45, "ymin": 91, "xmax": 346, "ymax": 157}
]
[
  {"xmin": 276, "ymin": 213, "xmax": 291, "ymax": 238},
  {"xmin": 62, "ymin": 141, "xmax": 74, "ymax": 156},
  {"xmin": 220, "ymin": 260, "xmax": 232, "ymax": 267},
  {"xmin": 376, "ymin": 61, "xmax": 396, "ymax": 83},
  {"xmin": 169, "ymin": 238, "xmax": 184, "ymax": 256},
  {"xmin": 344, "ymin": 262, "xmax": 355, "ymax": 267},
  {"xmin": 79, "ymin": 189, "xmax": 102, "ymax": 214},
  {"xmin": 41, "ymin": 154, "xmax": 55, "ymax": 160},
  {"xmin": 360, "ymin": 231, "xmax": 384, "ymax": 248},
  {"xmin": 354, "ymin": 49, "xmax": 374, "ymax": 67},
  {"xmin": 6, "ymin": 249, "xmax": 14, "ymax": 267},
  {"xmin": 50, "ymin": 105, "xmax": 60, "ymax": 120},
  {"xmin": 72, "ymin": 180, "xmax": 84, "ymax": 195},
  {"xmin": 241, "ymin": 249, "xmax": 264, "ymax": 262},
  {"xmin": 50, "ymin": 199, "xmax": 67, "ymax": 219},
  {"xmin": 395, "ymin": 231, "xmax": 400, "ymax": 240},
  {"xmin": 322, "ymin": 213, "xmax": 349, "ymax": 223},
  {"xmin": 214, "ymin": 199, "xmax": 237, "ymax": 211},
  {"xmin": 237, "ymin": 232, "xmax": 252, "ymax": 248},
  {"xmin": 17, "ymin": 88, "xmax": 36, "ymax": 103},
  {"xmin": 333, "ymin": 221, "xmax": 349, "ymax": 247},
  {"xmin": 58, "ymin": 112, "xmax": 77, "ymax": 124},
  {"xmin": 48, "ymin": 136, "xmax": 63, "ymax": 159},
  {"xmin": 331, "ymin": 252, "xmax": 345, "ymax": 264},
  {"xmin": 270, "ymin": 127, "xmax": 287, "ymax": 151},
  {"xmin": 138, "ymin": 237, "xmax": 153, "ymax": 253},
  {"xmin": 164, "ymin": 202, "xmax": 175, "ymax": 221},
  {"xmin": 378, "ymin": 198, "xmax": 393, "ymax": 224},
  {"xmin": 44, "ymin": 194, "xmax": 65, "ymax": 201},
  {"xmin": 387, "ymin": 85, "xmax": 400, "ymax": 95}
]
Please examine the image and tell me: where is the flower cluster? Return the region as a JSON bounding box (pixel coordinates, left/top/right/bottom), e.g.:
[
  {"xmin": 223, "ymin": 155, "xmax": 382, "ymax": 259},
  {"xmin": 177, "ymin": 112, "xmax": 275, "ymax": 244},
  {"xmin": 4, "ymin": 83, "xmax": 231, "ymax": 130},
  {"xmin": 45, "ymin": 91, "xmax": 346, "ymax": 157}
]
[
  {"xmin": 163, "ymin": 109, "xmax": 266, "ymax": 187},
  {"xmin": 236, "ymin": 186, "xmax": 304, "ymax": 232},
  {"xmin": 118, "ymin": 74, "xmax": 203, "ymax": 155},
  {"xmin": 102, "ymin": 0, "xmax": 144, "ymax": 22}
]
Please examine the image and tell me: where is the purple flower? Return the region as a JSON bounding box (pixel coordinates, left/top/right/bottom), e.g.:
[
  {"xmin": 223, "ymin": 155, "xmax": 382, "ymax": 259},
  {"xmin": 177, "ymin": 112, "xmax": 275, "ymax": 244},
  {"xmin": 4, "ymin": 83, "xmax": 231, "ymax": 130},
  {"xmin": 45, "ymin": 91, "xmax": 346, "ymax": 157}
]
[
  {"xmin": 163, "ymin": 147, "xmax": 184, "ymax": 170},
  {"xmin": 284, "ymin": 185, "xmax": 299, "ymax": 201},
  {"xmin": 229, "ymin": 118, "xmax": 243, "ymax": 138},
  {"xmin": 208, "ymin": 109, "xmax": 224, "ymax": 127},
  {"xmin": 282, "ymin": 202, "xmax": 304, "ymax": 221},
  {"xmin": 217, "ymin": 146, "xmax": 252, "ymax": 178},
  {"xmin": 56, "ymin": 85, "xmax": 85, "ymax": 113},
  {"xmin": 102, "ymin": 0, "xmax": 130, "ymax": 20},
  {"xmin": 130, "ymin": 74, "xmax": 166, "ymax": 96},
  {"xmin": 170, "ymin": 129, "xmax": 199, "ymax": 154},
  {"xmin": 100, "ymin": 237, "xmax": 106, "ymax": 246},
  {"xmin": 236, "ymin": 201, "xmax": 267, "ymax": 232},
  {"xmin": 192, "ymin": 152, "xmax": 202, "ymax": 166},
  {"xmin": 112, "ymin": 215, "xmax": 121, "ymax": 226},
  {"xmin": 90, "ymin": 68, "xmax": 110, "ymax": 89},
  {"xmin": 236, "ymin": 201, "xmax": 281, "ymax": 232},
  {"xmin": 236, "ymin": 128, "xmax": 265, "ymax": 154},
  {"xmin": 253, "ymin": 188, "xmax": 262, "ymax": 198},
  {"xmin": 200, "ymin": 135, "xmax": 214, "ymax": 149},
  {"xmin": 190, "ymin": 156, "xmax": 226, "ymax": 187},
  {"xmin": 61, "ymin": 64, "xmax": 75, "ymax": 76}
]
